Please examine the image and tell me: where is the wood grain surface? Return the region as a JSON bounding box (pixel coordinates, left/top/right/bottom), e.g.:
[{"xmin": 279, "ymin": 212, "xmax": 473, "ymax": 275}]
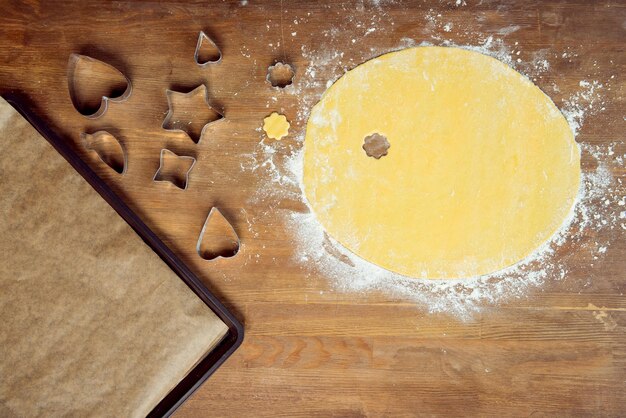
[{"xmin": 0, "ymin": 0, "xmax": 624, "ymax": 416}]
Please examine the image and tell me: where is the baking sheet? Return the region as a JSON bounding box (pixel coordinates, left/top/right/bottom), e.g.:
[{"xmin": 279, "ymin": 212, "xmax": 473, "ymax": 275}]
[{"xmin": 0, "ymin": 97, "xmax": 229, "ymax": 417}]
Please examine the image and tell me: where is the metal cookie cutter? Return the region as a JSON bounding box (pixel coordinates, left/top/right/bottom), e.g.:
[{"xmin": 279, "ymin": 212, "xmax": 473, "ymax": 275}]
[
  {"xmin": 153, "ymin": 148, "xmax": 196, "ymax": 190},
  {"xmin": 196, "ymin": 207, "xmax": 240, "ymax": 260},
  {"xmin": 67, "ymin": 53, "xmax": 132, "ymax": 119},
  {"xmin": 81, "ymin": 130, "xmax": 128, "ymax": 174},
  {"xmin": 161, "ymin": 84, "xmax": 224, "ymax": 143},
  {"xmin": 266, "ymin": 62, "xmax": 295, "ymax": 88},
  {"xmin": 194, "ymin": 31, "xmax": 222, "ymax": 66}
]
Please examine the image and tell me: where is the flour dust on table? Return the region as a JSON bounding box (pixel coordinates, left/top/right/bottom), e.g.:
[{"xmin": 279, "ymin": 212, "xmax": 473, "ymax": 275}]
[{"xmin": 243, "ymin": 27, "xmax": 622, "ymax": 319}]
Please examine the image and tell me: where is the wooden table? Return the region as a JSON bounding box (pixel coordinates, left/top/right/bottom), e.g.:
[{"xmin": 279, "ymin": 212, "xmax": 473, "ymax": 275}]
[{"xmin": 1, "ymin": 0, "xmax": 624, "ymax": 415}]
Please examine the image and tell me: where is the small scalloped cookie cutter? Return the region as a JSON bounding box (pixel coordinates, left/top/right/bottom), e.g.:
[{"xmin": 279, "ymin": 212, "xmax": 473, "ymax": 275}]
[
  {"xmin": 196, "ymin": 207, "xmax": 240, "ymax": 260},
  {"xmin": 67, "ymin": 53, "xmax": 132, "ymax": 119},
  {"xmin": 194, "ymin": 31, "xmax": 222, "ymax": 66},
  {"xmin": 266, "ymin": 62, "xmax": 295, "ymax": 88},
  {"xmin": 81, "ymin": 131, "xmax": 127, "ymax": 174},
  {"xmin": 161, "ymin": 84, "xmax": 224, "ymax": 143},
  {"xmin": 153, "ymin": 149, "xmax": 196, "ymax": 190}
]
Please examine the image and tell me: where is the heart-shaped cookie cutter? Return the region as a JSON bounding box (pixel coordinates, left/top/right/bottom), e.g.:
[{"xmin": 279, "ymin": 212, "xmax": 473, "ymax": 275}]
[
  {"xmin": 67, "ymin": 53, "xmax": 132, "ymax": 119},
  {"xmin": 196, "ymin": 207, "xmax": 240, "ymax": 260},
  {"xmin": 194, "ymin": 31, "xmax": 222, "ymax": 67}
]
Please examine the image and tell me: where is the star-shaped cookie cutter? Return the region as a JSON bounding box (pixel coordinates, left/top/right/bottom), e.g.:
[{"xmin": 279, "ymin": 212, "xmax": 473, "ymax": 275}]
[{"xmin": 161, "ymin": 84, "xmax": 224, "ymax": 143}]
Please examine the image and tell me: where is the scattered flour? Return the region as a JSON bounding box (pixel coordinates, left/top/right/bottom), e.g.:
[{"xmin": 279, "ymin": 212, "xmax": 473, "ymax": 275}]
[
  {"xmin": 241, "ymin": 8, "xmax": 623, "ymax": 319},
  {"xmin": 271, "ymin": 138, "xmax": 620, "ymax": 318},
  {"xmin": 562, "ymin": 80, "xmax": 606, "ymax": 136},
  {"xmin": 496, "ymin": 25, "xmax": 521, "ymax": 36}
]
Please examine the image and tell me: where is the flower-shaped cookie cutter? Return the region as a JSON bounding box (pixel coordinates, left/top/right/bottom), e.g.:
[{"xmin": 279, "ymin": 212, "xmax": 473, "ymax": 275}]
[{"xmin": 266, "ymin": 62, "xmax": 295, "ymax": 88}]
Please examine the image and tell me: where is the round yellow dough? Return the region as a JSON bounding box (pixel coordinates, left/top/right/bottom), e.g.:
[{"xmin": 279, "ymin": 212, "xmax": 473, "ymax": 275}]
[{"xmin": 303, "ymin": 46, "xmax": 580, "ymax": 279}]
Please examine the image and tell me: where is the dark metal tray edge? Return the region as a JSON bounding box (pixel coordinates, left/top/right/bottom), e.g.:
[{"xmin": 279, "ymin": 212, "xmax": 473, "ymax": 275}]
[{"xmin": 3, "ymin": 94, "xmax": 244, "ymax": 418}]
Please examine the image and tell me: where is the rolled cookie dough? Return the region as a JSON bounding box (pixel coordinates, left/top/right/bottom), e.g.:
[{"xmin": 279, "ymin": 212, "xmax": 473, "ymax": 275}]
[{"xmin": 303, "ymin": 46, "xmax": 580, "ymax": 279}]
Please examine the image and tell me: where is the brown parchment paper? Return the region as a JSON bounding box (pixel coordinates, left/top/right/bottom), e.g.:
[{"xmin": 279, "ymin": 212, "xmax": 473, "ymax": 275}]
[{"xmin": 0, "ymin": 98, "xmax": 228, "ymax": 418}]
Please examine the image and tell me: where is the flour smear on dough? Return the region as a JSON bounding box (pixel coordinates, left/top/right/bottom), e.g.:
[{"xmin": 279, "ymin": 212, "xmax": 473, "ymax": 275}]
[{"xmin": 244, "ymin": 21, "xmax": 623, "ymax": 318}]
